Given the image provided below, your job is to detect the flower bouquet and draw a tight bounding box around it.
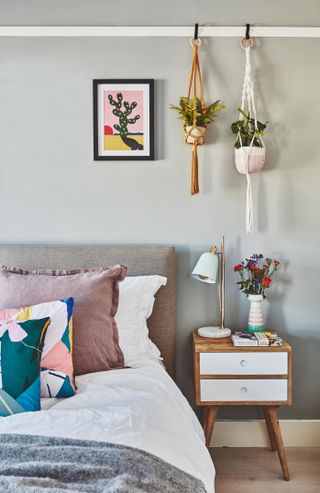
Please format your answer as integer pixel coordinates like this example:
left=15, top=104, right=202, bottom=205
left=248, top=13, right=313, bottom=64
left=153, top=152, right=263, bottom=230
left=234, top=254, right=280, bottom=332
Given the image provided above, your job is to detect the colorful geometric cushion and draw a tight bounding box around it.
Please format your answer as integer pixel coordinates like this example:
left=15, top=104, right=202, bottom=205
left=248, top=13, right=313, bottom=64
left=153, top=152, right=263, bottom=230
left=0, top=298, right=75, bottom=399
left=0, top=317, right=50, bottom=416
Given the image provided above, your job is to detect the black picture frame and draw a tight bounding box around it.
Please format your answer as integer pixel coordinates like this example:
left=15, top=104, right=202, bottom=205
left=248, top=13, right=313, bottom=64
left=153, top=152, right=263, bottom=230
left=93, top=79, right=154, bottom=161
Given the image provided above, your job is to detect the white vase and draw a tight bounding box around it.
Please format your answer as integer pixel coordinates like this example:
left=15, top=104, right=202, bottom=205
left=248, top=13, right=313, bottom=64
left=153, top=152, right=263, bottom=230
left=185, top=126, right=206, bottom=145
left=247, top=294, right=264, bottom=333
left=235, top=146, right=265, bottom=174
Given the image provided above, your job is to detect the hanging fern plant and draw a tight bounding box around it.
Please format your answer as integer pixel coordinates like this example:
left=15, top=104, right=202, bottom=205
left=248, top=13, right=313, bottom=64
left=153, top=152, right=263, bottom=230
left=170, top=96, right=225, bottom=127
left=169, top=34, right=225, bottom=195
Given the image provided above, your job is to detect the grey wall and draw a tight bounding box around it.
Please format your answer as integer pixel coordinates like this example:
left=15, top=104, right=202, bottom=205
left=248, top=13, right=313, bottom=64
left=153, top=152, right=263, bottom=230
left=1, top=0, right=320, bottom=419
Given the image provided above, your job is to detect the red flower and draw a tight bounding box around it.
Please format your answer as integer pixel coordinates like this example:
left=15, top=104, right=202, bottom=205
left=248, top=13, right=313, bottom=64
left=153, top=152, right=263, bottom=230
left=234, top=264, right=243, bottom=272
left=262, top=277, right=272, bottom=287
left=254, top=268, right=261, bottom=274
left=274, top=260, right=280, bottom=265
left=263, top=264, right=268, bottom=269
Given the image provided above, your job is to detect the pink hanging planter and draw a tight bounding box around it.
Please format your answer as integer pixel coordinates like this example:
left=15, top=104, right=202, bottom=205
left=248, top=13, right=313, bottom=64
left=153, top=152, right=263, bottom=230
left=235, top=146, right=265, bottom=174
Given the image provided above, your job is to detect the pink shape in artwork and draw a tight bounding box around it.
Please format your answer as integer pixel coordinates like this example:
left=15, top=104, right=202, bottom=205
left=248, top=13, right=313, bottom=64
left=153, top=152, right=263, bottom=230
left=104, top=90, right=144, bottom=134
left=41, top=340, right=75, bottom=389
left=0, top=321, right=27, bottom=342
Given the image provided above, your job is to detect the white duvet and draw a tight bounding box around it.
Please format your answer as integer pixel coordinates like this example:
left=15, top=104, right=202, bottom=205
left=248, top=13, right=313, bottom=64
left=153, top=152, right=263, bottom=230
left=0, top=362, right=215, bottom=493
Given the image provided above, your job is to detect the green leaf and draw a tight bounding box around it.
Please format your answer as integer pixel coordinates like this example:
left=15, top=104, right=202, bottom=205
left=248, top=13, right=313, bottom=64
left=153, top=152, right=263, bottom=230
left=232, top=109, right=268, bottom=148
left=170, top=96, right=225, bottom=127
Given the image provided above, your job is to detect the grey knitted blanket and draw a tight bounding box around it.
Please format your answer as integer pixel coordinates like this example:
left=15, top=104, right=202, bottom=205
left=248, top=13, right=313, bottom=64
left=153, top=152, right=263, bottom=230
left=0, top=434, right=207, bottom=493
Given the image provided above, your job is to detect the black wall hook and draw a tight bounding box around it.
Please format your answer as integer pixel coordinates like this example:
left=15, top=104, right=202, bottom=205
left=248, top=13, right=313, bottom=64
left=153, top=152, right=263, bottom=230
left=245, top=23, right=251, bottom=39
left=194, top=23, right=199, bottom=39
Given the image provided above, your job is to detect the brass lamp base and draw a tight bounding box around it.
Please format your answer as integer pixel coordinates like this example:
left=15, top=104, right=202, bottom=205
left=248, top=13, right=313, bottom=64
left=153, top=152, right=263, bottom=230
left=197, top=326, right=231, bottom=339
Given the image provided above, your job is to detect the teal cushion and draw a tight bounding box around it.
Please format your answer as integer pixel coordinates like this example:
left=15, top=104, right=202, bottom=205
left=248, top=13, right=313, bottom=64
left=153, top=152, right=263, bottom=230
left=0, top=317, right=50, bottom=416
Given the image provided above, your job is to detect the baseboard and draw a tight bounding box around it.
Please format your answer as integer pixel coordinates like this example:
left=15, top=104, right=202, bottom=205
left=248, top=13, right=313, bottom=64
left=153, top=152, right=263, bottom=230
left=211, top=420, right=320, bottom=447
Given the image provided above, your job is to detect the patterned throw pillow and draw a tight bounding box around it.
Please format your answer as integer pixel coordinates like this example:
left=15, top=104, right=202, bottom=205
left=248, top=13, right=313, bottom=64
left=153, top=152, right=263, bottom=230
left=0, top=298, right=75, bottom=399
left=0, top=317, right=50, bottom=416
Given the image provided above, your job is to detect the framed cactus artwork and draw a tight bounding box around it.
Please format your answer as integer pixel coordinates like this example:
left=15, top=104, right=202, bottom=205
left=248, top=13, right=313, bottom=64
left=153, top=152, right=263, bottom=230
left=93, top=79, right=154, bottom=160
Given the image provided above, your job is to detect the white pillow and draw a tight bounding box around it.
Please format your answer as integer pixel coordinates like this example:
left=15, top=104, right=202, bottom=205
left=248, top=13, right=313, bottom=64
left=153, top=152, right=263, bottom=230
left=115, top=275, right=167, bottom=366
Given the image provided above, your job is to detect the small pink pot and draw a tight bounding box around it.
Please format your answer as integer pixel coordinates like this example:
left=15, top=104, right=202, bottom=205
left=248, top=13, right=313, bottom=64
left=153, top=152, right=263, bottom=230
left=235, top=146, right=265, bottom=174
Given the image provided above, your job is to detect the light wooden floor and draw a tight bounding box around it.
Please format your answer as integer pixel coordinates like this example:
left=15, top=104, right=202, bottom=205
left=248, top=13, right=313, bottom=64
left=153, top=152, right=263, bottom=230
left=210, top=448, right=320, bottom=493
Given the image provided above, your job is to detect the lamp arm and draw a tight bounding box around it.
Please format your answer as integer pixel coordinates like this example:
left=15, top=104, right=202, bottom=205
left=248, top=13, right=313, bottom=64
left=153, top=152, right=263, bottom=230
left=208, top=238, right=225, bottom=328
left=220, top=236, right=225, bottom=329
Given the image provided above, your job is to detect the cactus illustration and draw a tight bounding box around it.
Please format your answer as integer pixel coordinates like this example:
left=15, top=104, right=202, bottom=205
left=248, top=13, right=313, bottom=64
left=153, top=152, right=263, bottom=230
left=108, top=93, right=143, bottom=150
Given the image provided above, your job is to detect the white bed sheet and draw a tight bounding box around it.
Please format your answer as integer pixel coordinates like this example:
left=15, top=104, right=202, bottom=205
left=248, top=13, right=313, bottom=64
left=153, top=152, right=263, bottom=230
left=0, top=361, right=215, bottom=492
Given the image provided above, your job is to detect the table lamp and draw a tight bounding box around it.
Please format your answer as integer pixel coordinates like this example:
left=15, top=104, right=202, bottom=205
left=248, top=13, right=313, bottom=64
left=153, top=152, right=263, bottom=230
left=192, top=236, right=231, bottom=338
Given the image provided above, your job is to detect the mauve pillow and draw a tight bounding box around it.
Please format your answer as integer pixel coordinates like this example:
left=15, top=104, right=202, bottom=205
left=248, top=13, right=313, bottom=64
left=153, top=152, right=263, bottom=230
left=0, top=265, right=127, bottom=376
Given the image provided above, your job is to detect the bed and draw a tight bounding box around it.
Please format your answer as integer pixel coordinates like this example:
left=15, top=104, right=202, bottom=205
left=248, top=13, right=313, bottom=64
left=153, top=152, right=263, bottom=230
left=0, top=245, right=215, bottom=492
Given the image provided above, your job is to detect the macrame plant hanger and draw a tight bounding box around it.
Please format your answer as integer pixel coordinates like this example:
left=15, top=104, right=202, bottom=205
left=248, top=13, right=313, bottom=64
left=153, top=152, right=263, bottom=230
left=236, top=24, right=265, bottom=234
left=185, top=24, right=207, bottom=195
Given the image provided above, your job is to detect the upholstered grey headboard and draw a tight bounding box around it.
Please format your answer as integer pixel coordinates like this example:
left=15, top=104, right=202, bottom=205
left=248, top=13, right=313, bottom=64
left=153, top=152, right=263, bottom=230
left=0, top=245, right=176, bottom=378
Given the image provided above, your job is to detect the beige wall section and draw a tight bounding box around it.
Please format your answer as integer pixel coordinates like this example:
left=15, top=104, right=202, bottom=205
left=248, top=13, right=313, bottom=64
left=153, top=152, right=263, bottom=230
left=211, top=420, right=320, bottom=447
left=0, top=1, right=319, bottom=420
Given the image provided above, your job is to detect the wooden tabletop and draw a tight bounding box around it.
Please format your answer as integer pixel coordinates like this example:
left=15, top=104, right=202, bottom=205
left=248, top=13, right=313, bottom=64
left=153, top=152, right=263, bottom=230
left=192, top=330, right=291, bottom=352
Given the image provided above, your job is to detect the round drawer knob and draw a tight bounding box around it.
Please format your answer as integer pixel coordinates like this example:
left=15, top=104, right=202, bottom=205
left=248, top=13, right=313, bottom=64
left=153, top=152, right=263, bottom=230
left=240, top=387, right=248, bottom=394
left=240, top=359, right=248, bottom=367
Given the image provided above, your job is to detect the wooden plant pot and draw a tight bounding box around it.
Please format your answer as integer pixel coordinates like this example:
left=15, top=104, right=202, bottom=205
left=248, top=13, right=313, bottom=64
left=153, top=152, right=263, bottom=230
left=235, top=146, right=265, bottom=174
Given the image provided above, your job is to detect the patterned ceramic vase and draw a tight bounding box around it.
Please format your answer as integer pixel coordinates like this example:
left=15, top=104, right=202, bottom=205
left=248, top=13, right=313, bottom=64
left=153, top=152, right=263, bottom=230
left=247, top=294, right=264, bottom=333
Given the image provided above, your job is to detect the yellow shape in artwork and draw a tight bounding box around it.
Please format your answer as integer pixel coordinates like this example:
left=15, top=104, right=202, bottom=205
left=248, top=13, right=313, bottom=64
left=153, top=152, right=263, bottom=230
left=104, top=135, right=144, bottom=151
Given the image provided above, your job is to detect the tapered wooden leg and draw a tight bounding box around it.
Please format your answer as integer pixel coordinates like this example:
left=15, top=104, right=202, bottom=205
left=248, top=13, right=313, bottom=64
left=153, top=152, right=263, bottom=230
left=263, top=406, right=277, bottom=451
left=201, top=406, right=218, bottom=447
left=201, top=406, right=209, bottom=428
left=264, top=406, right=290, bottom=481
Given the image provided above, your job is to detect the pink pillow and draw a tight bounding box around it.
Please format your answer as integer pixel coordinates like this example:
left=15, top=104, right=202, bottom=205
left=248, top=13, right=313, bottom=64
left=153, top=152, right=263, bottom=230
left=0, top=265, right=127, bottom=376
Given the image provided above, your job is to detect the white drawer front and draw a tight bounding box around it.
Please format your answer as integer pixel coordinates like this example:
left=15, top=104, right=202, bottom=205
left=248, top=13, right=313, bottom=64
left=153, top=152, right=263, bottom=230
left=200, top=379, right=288, bottom=402
left=200, top=352, right=288, bottom=375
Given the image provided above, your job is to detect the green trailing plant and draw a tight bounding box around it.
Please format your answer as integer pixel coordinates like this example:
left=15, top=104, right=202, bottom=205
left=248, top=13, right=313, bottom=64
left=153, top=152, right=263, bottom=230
left=231, top=108, right=268, bottom=149
left=170, top=96, right=225, bottom=127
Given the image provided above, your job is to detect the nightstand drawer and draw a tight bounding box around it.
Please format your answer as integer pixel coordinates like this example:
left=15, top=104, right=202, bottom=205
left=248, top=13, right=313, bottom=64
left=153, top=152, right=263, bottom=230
left=200, top=378, right=288, bottom=402
left=200, top=352, right=288, bottom=375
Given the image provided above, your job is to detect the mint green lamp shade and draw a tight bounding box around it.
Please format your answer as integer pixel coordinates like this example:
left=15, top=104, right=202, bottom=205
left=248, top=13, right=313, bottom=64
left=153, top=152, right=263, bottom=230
left=192, top=251, right=219, bottom=284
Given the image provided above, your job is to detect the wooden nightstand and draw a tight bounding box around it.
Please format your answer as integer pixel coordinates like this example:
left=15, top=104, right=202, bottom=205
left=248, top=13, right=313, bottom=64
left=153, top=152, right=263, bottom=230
left=193, top=330, right=292, bottom=481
